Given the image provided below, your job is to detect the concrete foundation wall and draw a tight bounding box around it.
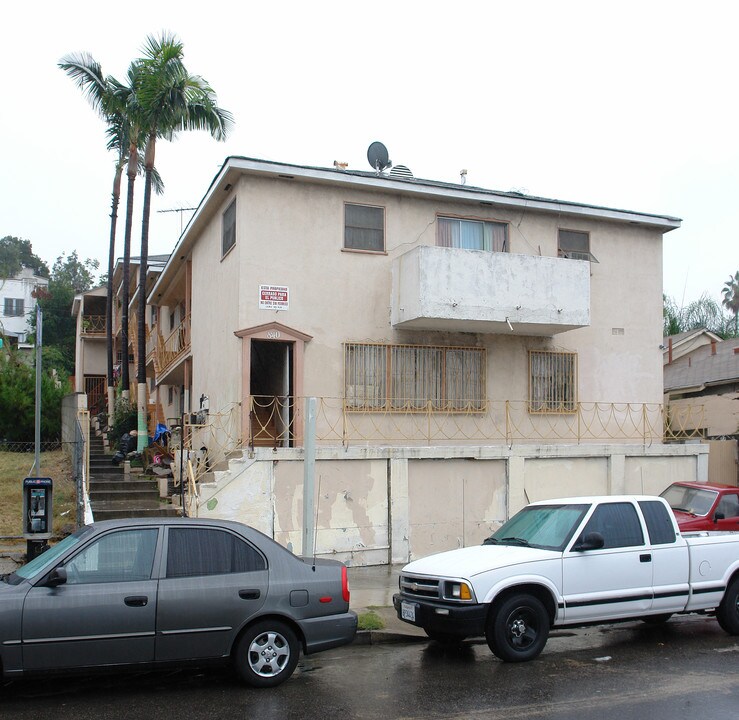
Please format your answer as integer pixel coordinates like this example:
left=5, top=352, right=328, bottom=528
left=196, top=442, right=708, bottom=566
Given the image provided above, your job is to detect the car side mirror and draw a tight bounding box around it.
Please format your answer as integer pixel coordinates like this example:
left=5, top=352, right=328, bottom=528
left=714, top=512, right=725, bottom=523
left=46, top=567, right=67, bottom=587
left=572, top=531, right=605, bottom=552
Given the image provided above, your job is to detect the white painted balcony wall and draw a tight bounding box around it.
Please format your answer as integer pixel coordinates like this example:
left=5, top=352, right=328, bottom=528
left=392, top=245, right=591, bottom=336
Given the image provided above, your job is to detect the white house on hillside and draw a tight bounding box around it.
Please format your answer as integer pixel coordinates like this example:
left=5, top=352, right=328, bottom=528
left=0, top=267, right=48, bottom=349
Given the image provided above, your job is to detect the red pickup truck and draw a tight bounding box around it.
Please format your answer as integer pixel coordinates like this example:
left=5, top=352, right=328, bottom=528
left=660, top=482, right=739, bottom=532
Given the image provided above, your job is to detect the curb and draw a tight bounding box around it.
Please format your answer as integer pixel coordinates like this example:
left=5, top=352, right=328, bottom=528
left=354, top=629, right=428, bottom=645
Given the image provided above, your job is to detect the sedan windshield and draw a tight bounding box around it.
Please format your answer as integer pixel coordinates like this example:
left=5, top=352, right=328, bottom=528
left=6, top=527, right=92, bottom=584
left=660, top=484, right=717, bottom=516
left=484, top=504, right=589, bottom=551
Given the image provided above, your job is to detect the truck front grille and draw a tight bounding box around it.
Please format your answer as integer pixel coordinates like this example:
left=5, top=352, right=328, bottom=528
left=399, top=574, right=441, bottom=600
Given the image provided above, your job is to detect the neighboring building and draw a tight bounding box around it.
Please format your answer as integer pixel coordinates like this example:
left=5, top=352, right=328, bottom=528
left=664, top=332, right=739, bottom=438
left=662, top=328, right=722, bottom=366
left=72, top=255, right=169, bottom=419
left=663, top=333, right=739, bottom=484
left=140, top=155, right=707, bottom=565
left=0, top=267, right=48, bottom=349
left=72, top=285, right=108, bottom=414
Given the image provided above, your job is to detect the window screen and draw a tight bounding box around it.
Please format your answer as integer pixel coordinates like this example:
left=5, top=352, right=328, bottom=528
left=344, top=204, right=384, bottom=252
left=222, top=199, right=236, bottom=256
left=166, top=527, right=266, bottom=578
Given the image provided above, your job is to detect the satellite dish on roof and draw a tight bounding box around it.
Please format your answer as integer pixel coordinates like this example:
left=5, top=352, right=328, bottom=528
left=367, top=141, right=391, bottom=173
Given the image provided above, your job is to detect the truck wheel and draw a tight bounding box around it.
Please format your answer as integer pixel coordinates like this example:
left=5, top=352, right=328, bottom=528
left=424, top=628, right=466, bottom=645
left=486, top=593, right=550, bottom=662
left=716, top=577, right=739, bottom=635
left=233, top=620, right=300, bottom=688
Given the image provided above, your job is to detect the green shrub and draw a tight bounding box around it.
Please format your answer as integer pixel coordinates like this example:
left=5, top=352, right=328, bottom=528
left=110, top=397, right=137, bottom=449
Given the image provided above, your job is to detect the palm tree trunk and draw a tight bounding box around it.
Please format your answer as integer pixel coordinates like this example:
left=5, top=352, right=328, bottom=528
left=120, top=148, right=138, bottom=399
left=136, top=135, right=156, bottom=451
left=106, top=164, right=123, bottom=419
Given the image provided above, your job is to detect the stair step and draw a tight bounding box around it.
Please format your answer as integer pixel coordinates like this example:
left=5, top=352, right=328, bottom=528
left=90, top=504, right=180, bottom=520
left=91, top=490, right=160, bottom=502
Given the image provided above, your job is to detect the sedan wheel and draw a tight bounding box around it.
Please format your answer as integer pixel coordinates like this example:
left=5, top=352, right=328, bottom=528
left=234, top=620, right=300, bottom=688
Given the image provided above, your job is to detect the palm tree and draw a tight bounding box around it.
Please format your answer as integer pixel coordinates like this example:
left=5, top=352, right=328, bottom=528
left=59, top=56, right=165, bottom=415
left=721, top=271, right=739, bottom=336
left=132, top=33, right=233, bottom=450
left=58, top=54, right=133, bottom=418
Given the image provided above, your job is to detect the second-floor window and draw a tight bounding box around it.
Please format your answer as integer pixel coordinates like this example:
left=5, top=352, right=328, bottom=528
left=558, top=229, right=597, bottom=262
left=222, top=199, right=236, bottom=257
left=529, top=350, right=577, bottom=414
left=344, top=203, right=385, bottom=252
left=4, top=298, right=24, bottom=317
left=344, top=342, right=485, bottom=412
left=437, top=217, right=508, bottom=252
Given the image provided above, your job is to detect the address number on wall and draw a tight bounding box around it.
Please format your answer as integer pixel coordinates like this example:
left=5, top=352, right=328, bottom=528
left=266, top=330, right=281, bottom=339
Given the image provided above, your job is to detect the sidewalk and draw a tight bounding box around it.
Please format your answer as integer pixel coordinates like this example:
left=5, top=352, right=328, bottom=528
left=348, top=564, right=427, bottom=644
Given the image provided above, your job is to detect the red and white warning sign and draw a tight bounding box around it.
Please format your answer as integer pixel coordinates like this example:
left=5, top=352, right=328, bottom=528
left=259, top=284, right=289, bottom=311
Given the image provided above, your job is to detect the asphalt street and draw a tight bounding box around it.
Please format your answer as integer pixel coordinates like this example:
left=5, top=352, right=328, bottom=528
left=1, top=615, right=737, bottom=719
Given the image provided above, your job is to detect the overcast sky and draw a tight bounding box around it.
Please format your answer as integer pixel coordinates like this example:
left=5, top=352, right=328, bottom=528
left=1, top=1, right=736, bottom=306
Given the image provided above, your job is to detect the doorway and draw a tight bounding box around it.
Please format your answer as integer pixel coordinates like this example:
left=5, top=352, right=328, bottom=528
left=250, top=340, right=294, bottom=447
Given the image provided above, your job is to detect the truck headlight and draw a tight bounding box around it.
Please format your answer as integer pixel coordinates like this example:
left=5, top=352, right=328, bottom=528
left=447, top=582, right=472, bottom=601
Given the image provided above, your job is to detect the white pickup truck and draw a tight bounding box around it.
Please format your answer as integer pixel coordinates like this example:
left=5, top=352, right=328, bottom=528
left=393, top=495, right=739, bottom=661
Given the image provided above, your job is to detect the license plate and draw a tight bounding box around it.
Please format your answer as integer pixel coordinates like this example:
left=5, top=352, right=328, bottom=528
left=401, top=601, right=416, bottom=622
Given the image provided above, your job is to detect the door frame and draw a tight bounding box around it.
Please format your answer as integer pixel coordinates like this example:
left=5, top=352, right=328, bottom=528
left=234, top=322, right=312, bottom=447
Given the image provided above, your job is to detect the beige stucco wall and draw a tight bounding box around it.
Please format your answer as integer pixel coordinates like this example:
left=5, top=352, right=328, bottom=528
left=183, top=174, right=665, bottom=432
left=196, top=442, right=707, bottom=566
left=669, top=393, right=739, bottom=437
left=407, top=458, right=507, bottom=558
left=623, top=455, right=699, bottom=495
left=81, top=340, right=106, bottom=376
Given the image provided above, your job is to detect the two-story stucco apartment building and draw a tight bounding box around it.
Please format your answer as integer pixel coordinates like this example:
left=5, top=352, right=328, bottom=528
left=140, top=156, right=706, bottom=565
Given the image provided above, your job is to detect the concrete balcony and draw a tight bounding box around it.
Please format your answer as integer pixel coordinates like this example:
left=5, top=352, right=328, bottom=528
left=391, top=245, right=590, bottom=336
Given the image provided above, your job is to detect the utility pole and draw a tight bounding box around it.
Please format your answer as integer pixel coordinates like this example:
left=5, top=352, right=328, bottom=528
left=33, top=305, right=42, bottom=476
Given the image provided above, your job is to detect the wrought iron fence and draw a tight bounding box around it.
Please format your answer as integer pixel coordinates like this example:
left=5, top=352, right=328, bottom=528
left=246, top=395, right=706, bottom=447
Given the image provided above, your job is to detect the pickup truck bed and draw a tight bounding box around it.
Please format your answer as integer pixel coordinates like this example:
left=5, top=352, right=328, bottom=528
left=394, top=495, right=739, bottom=662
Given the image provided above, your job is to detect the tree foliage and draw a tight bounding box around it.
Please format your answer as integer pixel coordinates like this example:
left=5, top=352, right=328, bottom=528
left=663, top=291, right=738, bottom=339
left=721, top=271, right=739, bottom=335
left=0, top=346, right=69, bottom=442
left=33, top=251, right=100, bottom=377
left=0, top=236, right=49, bottom=279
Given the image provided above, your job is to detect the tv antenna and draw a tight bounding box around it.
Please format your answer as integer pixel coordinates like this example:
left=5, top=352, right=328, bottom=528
left=158, top=206, right=197, bottom=234
left=367, top=141, right=392, bottom=174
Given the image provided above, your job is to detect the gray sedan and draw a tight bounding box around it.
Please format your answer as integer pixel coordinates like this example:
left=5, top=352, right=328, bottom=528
left=0, top=517, right=357, bottom=687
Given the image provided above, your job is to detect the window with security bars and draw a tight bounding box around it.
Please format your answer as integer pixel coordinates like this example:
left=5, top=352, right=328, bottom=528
left=529, top=351, right=577, bottom=413
left=344, top=342, right=485, bottom=411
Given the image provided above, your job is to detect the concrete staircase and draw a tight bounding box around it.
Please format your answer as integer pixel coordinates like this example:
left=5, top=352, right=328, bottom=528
left=88, top=433, right=179, bottom=521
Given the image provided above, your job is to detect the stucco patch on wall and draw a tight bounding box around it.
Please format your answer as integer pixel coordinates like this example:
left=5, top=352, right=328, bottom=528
left=524, top=457, right=608, bottom=501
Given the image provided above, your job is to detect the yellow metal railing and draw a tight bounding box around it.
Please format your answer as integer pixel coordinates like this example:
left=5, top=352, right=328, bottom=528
left=157, top=315, right=191, bottom=376
left=246, top=396, right=706, bottom=447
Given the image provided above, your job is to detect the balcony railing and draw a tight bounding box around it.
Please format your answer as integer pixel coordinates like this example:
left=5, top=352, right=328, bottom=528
left=157, top=315, right=191, bottom=376
left=245, top=395, right=706, bottom=448
left=81, top=315, right=106, bottom=335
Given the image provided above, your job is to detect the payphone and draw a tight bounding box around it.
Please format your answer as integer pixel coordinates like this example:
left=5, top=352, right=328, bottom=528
left=23, top=477, right=53, bottom=556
